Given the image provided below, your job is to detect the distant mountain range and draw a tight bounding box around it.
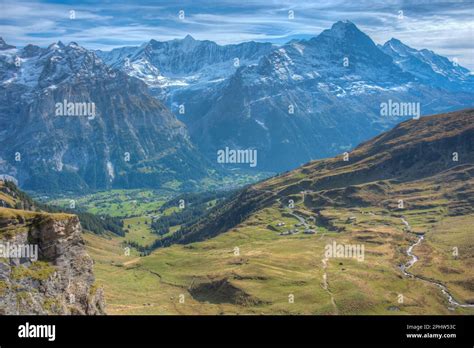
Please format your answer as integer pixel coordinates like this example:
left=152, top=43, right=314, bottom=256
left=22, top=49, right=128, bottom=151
left=97, top=21, right=473, bottom=172
left=1, top=21, right=473, bottom=191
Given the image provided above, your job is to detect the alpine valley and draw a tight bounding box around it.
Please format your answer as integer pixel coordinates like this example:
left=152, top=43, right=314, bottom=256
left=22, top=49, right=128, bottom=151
left=75, top=108, right=474, bottom=314
left=0, top=20, right=473, bottom=316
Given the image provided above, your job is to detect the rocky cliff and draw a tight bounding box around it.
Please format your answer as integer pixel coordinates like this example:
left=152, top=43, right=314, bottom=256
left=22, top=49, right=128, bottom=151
left=0, top=181, right=105, bottom=314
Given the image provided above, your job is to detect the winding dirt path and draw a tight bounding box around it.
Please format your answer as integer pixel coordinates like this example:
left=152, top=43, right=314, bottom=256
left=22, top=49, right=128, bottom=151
left=321, top=257, right=339, bottom=314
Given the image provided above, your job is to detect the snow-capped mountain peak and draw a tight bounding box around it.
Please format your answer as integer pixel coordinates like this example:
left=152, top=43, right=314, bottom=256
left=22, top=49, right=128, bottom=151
left=383, top=38, right=418, bottom=57
left=96, top=35, right=274, bottom=102
left=0, top=37, right=16, bottom=50
left=381, top=37, right=471, bottom=86
left=0, top=40, right=115, bottom=90
left=325, top=20, right=360, bottom=37
left=182, top=34, right=196, bottom=42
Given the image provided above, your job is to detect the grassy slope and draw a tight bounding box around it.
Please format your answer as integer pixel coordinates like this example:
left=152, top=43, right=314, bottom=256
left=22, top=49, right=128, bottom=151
left=84, top=109, right=474, bottom=315
left=0, top=180, right=78, bottom=241
left=85, top=193, right=473, bottom=315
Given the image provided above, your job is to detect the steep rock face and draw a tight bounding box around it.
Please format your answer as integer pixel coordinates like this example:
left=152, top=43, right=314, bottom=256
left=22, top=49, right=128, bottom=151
left=96, top=36, right=274, bottom=105
left=141, top=35, right=273, bottom=75
left=0, top=211, right=105, bottom=314
left=0, top=40, right=211, bottom=191
left=97, top=35, right=273, bottom=81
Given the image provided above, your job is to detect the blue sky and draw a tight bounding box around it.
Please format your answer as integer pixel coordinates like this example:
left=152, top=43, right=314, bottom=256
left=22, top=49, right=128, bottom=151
left=1, top=0, right=473, bottom=69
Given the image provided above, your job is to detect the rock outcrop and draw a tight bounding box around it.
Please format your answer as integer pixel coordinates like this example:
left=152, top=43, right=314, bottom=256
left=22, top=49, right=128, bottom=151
left=0, top=208, right=105, bottom=314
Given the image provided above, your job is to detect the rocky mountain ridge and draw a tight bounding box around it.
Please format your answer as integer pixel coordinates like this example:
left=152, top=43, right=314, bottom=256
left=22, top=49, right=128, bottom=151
left=0, top=38, right=211, bottom=191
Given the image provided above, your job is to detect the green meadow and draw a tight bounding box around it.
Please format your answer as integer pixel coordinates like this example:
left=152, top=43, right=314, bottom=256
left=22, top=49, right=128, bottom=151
left=85, top=195, right=474, bottom=315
